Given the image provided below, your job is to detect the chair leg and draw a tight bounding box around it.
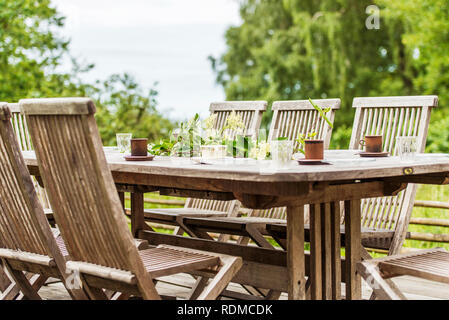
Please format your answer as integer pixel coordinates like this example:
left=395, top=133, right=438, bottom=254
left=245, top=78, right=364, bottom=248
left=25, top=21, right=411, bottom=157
left=236, top=236, right=250, bottom=246
left=361, top=247, right=373, bottom=260
left=15, top=274, right=48, bottom=300
left=245, top=224, right=274, bottom=249
left=356, top=261, right=406, bottom=300
left=0, top=281, right=20, bottom=300
left=217, top=234, right=231, bottom=242
left=110, top=292, right=131, bottom=300
left=187, top=277, right=210, bottom=300
left=243, top=225, right=282, bottom=299
left=197, top=257, right=242, bottom=300
left=264, top=290, right=282, bottom=300
left=83, top=286, right=109, bottom=300
left=176, top=217, right=213, bottom=240
left=173, top=226, right=184, bottom=236
left=360, top=246, right=400, bottom=300
left=2, top=261, right=41, bottom=300
left=0, top=270, right=41, bottom=300
left=78, top=275, right=109, bottom=300
left=0, top=265, right=11, bottom=292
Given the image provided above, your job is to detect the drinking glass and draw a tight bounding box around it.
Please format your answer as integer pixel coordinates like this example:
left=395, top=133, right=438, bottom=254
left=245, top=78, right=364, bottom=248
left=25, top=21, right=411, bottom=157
left=270, top=140, right=293, bottom=168
left=116, top=133, right=132, bottom=153
left=396, top=136, right=417, bottom=161
left=201, top=145, right=227, bottom=159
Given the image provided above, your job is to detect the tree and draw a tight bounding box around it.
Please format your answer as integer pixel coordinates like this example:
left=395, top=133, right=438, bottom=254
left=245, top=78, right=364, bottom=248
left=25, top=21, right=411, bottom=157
left=0, top=0, right=174, bottom=145
left=87, top=73, right=175, bottom=146
left=0, top=0, right=72, bottom=101
left=211, top=0, right=446, bottom=148
left=376, top=0, right=449, bottom=152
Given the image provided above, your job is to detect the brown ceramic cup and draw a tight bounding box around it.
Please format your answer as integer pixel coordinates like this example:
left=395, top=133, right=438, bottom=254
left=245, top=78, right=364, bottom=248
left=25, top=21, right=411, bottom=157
left=304, top=140, right=324, bottom=160
left=360, top=135, right=382, bottom=153
left=131, top=138, right=148, bottom=156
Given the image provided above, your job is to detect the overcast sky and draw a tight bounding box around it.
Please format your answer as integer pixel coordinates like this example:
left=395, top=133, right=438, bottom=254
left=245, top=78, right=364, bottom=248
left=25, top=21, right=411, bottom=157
left=52, top=0, right=241, bottom=120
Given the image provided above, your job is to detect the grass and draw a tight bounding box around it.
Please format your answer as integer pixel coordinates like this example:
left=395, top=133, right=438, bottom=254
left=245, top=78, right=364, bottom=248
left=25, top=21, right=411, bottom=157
left=132, top=185, right=449, bottom=253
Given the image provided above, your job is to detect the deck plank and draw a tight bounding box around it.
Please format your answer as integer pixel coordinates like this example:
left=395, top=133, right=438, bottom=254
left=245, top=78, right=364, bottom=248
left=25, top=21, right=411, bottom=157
left=34, top=273, right=449, bottom=300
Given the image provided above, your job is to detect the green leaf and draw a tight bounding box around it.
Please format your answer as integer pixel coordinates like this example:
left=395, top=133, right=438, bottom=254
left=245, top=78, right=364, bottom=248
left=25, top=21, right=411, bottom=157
left=308, top=98, right=333, bottom=129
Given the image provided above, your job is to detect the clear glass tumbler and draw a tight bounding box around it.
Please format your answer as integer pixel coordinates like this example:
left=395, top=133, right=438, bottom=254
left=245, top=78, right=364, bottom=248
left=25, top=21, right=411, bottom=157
left=270, top=140, right=293, bottom=168
left=116, top=133, right=132, bottom=153
left=201, top=145, right=227, bottom=159
left=396, top=136, right=417, bottom=161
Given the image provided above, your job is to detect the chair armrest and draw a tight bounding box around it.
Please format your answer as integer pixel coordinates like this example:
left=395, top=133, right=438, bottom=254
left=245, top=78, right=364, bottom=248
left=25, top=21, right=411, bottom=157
left=134, top=239, right=149, bottom=250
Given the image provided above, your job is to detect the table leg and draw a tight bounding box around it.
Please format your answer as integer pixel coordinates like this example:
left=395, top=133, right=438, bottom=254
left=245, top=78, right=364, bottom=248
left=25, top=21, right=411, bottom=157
left=344, top=199, right=362, bottom=300
left=309, top=202, right=342, bottom=300
left=286, top=206, right=306, bottom=300
left=309, top=204, right=322, bottom=300
left=321, top=203, right=333, bottom=300
left=330, top=202, right=342, bottom=300
left=131, top=192, right=145, bottom=237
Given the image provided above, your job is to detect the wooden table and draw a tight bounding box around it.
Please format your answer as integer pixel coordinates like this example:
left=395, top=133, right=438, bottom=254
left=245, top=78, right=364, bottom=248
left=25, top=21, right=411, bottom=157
left=23, top=150, right=449, bottom=300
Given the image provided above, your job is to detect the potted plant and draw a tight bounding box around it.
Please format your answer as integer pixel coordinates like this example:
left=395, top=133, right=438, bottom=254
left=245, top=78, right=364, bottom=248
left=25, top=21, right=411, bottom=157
left=295, top=98, right=334, bottom=160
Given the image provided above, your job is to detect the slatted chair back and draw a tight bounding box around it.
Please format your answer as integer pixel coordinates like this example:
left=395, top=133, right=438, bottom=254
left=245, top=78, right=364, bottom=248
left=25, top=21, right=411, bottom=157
left=0, top=103, right=85, bottom=299
left=209, top=101, right=267, bottom=139
left=8, top=103, right=51, bottom=209
left=8, top=103, right=33, bottom=151
left=184, top=101, right=268, bottom=215
left=0, top=104, right=52, bottom=257
left=250, top=99, right=341, bottom=221
left=348, top=96, right=438, bottom=254
left=268, top=99, right=340, bottom=149
left=21, top=98, right=160, bottom=299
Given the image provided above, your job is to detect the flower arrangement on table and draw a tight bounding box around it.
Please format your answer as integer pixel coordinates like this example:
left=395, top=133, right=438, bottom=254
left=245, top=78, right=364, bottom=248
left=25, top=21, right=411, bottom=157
left=149, top=110, right=250, bottom=159
left=149, top=98, right=333, bottom=161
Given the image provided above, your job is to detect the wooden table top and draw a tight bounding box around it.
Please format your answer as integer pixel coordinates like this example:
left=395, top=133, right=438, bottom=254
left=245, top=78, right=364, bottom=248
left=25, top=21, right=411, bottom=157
left=22, top=149, right=449, bottom=183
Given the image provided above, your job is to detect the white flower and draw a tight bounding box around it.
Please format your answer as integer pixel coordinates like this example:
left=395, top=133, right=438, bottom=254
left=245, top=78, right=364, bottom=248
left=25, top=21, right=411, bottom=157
left=203, top=114, right=218, bottom=130
left=224, top=110, right=245, bottom=133
left=250, top=141, right=270, bottom=160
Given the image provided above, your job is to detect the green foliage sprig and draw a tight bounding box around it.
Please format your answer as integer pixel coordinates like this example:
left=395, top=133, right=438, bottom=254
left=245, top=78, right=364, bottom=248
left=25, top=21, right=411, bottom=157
left=150, top=111, right=250, bottom=157
left=294, top=98, right=333, bottom=154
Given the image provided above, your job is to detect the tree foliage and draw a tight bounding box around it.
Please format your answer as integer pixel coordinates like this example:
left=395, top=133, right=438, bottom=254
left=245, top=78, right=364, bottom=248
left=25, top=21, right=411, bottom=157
left=212, top=0, right=449, bottom=150
left=0, top=0, right=69, bottom=101
left=87, top=74, right=174, bottom=146
left=0, top=0, right=174, bottom=145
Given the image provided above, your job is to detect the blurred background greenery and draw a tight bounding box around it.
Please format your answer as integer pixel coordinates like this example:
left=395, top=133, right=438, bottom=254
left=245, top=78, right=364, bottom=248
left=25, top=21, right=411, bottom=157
left=210, top=0, right=449, bottom=150
left=0, top=0, right=175, bottom=146
left=1, top=0, right=448, bottom=150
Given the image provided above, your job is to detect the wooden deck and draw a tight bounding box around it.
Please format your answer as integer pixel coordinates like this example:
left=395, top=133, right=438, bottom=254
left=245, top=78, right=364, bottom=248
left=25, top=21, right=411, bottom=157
left=38, top=273, right=449, bottom=300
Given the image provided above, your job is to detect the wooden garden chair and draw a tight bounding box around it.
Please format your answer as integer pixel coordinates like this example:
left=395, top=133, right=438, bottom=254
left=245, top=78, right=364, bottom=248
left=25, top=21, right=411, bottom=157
left=142, top=101, right=267, bottom=235
left=20, top=97, right=242, bottom=300
left=180, top=99, right=340, bottom=249
left=0, top=103, right=89, bottom=300
left=266, top=96, right=439, bottom=256
left=358, top=248, right=449, bottom=300
left=349, top=95, right=438, bottom=256
left=0, top=103, right=11, bottom=295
